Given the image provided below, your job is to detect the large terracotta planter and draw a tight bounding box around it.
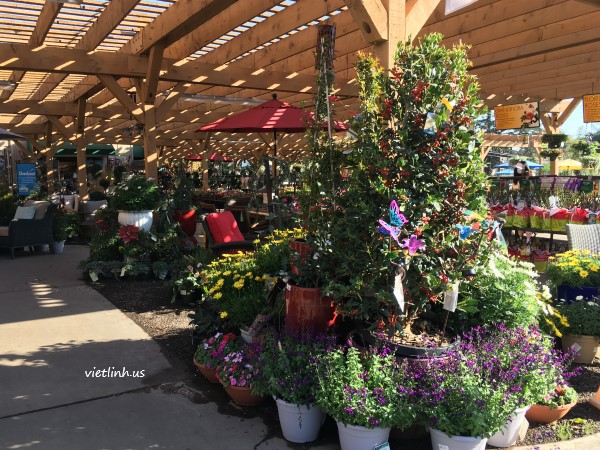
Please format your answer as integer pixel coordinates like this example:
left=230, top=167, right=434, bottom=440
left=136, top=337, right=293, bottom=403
left=173, top=209, right=197, bottom=237
left=561, top=333, right=600, bottom=364
left=289, top=238, right=311, bottom=275
left=118, top=210, right=153, bottom=231
left=225, top=385, right=264, bottom=406
left=526, top=401, right=577, bottom=424
left=285, top=284, right=334, bottom=334
left=192, top=359, right=220, bottom=384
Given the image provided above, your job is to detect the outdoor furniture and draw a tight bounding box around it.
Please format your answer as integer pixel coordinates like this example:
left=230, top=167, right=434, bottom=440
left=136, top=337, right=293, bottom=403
left=202, top=211, right=255, bottom=256
left=195, top=201, right=217, bottom=213
left=0, top=202, right=57, bottom=258
left=565, top=224, right=600, bottom=253
left=224, top=205, right=269, bottom=236
left=78, top=200, right=108, bottom=239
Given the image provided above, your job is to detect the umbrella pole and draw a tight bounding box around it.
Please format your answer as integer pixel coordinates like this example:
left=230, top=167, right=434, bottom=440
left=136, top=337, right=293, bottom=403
left=264, top=133, right=274, bottom=214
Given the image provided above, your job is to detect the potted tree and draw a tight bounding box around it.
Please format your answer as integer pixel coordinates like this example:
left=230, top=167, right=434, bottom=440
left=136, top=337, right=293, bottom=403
left=254, top=331, right=333, bottom=443
left=51, top=212, right=69, bottom=254
left=110, top=174, right=161, bottom=231
left=557, top=299, right=600, bottom=363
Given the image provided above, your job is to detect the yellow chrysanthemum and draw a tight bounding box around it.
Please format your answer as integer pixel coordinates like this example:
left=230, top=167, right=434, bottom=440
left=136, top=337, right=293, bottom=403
left=216, top=278, right=225, bottom=286
left=253, top=239, right=261, bottom=244
left=234, top=273, right=241, bottom=279
left=255, top=276, right=262, bottom=281
left=213, top=292, right=222, bottom=300
left=580, top=270, right=589, bottom=278
left=220, top=311, right=228, bottom=319
left=589, top=264, right=599, bottom=272
left=233, top=279, right=245, bottom=289
left=245, top=272, right=253, bottom=277
left=223, top=270, right=231, bottom=276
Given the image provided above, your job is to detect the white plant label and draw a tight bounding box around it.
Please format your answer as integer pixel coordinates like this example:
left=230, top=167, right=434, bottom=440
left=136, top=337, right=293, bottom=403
left=393, top=273, right=404, bottom=312
left=120, top=267, right=127, bottom=277
left=443, top=282, right=459, bottom=312
left=89, top=271, right=98, bottom=282
left=570, top=343, right=582, bottom=353
left=438, top=445, right=449, bottom=450
left=373, top=443, right=390, bottom=450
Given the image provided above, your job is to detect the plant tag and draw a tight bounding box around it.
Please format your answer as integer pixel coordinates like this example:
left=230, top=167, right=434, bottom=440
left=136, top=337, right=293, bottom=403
left=180, top=290, right=187, bottom=296
left=424, top=112, right=437, bottom=133
left=570, top=342, right=582, bottom=353
left=151, top=234, right=158, bottom=242
left=286, top=284, right=291, bottom=291
left=120, top=267, right=127, bottom=277
left=69, top=231, right=75, bottom=238
left=443, top=282, right=459, bottom=312
left=89, top=271, right=98, bottom=282
left=159, top=270, right=167, bottom=280
left=373, top=443, right=390, bottom=450
left=393, top=273, right=404, bottom=312
left=438, top=445, right=449, bottom=450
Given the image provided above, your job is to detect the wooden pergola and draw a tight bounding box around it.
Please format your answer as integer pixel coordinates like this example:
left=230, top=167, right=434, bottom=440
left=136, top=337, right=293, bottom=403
left=0, top=0, right=599, bottom=195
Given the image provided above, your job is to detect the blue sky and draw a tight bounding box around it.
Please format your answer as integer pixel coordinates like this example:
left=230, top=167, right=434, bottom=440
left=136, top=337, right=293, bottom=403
left=560, top=102, right=600, bottom=138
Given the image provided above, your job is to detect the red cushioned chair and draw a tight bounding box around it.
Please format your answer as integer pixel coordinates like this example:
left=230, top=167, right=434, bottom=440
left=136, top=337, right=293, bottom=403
left=202, top=211, right=255, bottom=256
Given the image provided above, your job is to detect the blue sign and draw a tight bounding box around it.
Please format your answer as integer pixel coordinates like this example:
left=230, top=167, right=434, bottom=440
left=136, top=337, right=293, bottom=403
left=16, top=163, right=37, bottom=196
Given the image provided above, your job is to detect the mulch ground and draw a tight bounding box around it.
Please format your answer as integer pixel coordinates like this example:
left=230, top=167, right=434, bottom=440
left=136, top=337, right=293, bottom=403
left=90, top=277, right=600, bottom=449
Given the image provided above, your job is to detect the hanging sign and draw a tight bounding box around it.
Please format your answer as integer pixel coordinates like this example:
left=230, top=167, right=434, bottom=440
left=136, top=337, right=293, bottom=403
left=16, top=163, right=37, bottom=196
left=583, top=94, right=600, bottom=123
left=494, top=102, right=540, bottom=130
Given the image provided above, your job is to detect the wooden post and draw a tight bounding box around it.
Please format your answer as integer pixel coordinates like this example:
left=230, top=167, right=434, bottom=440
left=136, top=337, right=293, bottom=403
left=76, top=136, right=88, bottom=199
left=550, top=159, right=559, bottom=176
left=201, top=133, right=211, bottom=191
left=373, top=0, right=405, bottom=71
left=44, top=121, right=55, bottom=194
left=143, top=107, right=158, bottom=181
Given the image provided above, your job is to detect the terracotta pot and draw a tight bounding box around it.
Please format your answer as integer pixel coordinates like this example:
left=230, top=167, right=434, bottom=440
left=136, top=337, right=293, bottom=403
left=289, top=239, right=311, bottom=275
left=225, top=385, right=264, bottom=406
left=173, top=209, right=197, bottom=237
left=192, top=359, right=220, bottom=384
left=285, top=284, right=334, bottom=334
left=589, top=386, right=600, bottom=410
left=525, top=401, right=577, bottom=424
left=561, top=334, right=600, bottom=364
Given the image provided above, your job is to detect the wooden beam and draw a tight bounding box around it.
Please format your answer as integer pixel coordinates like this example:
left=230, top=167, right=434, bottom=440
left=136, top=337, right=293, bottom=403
left=405, top=0, right=442, bottom=39
left=144, top=107, right=158, bottom=181
left=75, top=136, right=88, bottom=199
left=76, top=98, right=86, bottom=133
left=201, top=133, right=211, bottom=191
left=156, top=82, right=191, bottom=120
left=558, top=98, right=583, bottom=127
left=46, top=116, right=73, bottom=142
left=144, top=42, right=165, bottom=104
left=98, top=75, right=145, bottom=124
left=345, top=0, right=388, bottom=43
left=14, top=141, right=31, bottom=160
left=373, top=0, right=405, bottom=70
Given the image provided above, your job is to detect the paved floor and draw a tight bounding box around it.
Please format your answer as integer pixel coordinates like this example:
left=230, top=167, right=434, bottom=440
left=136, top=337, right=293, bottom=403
left=0, top=245, right=598, bottom=450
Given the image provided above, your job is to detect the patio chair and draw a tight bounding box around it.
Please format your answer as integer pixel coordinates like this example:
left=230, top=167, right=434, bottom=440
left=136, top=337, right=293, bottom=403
left=202, top=211, right=255, bottom=256
left=195, top=201, right=217, bottom=214
left=0, top=202, right=57, bottom=258
left=565, top=224, right=600, bottom=253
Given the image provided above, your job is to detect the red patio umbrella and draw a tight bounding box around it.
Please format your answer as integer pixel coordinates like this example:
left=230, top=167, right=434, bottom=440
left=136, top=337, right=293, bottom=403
left=196, top=94, right=347, bottom=208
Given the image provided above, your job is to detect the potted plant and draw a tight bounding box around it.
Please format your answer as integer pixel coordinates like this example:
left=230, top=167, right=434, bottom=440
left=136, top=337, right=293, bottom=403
left=315, top=346, right=418, bottom=450
left=541, top=134, right=568, bottom=149
left=51, top=211, right=70, bottom=254
left=546, top=250, right=600, bottom=302
left=254, top=331, right=334, bottom=443
left=216, top=345, right=264, bottom=406
left=170, top=163, right=197, bottom=240
left=117, top=225, right=153, bottom=264
left=557, top=299, right=600, bottom=363
left=539, top=148, right=563, bottom=160
left=110, top=174, right=161, bottom=231
left=526, top=385, right=579, bottom=424
left=193, top=332, right=241, bottom=383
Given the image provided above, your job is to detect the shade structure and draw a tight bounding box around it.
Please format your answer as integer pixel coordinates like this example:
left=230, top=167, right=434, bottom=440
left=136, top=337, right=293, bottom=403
left=56, top=143, right=116, bottom=157
left=197, top=95, right=347, bottom=134
left=493, top=160, right=543, bottom=169
left=196, top=94, right=348, bottom=209
left=0, top=128, right=24, bottom=140
left=185, top=152, right=231, bottom=162
left=557, top=159, right=583, bottom=170
left=495, top=169, right=516, bottom=176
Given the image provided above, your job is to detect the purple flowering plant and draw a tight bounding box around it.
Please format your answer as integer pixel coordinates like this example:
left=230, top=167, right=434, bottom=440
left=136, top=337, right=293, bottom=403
left=216, top=345, right=261, bottom=389
left=315, top=345, right=418, bottom=429
left=194, top=332, right=241, bottom=369
left=410, top=324, right=578, bottom=438
left=253, top=331, right=335, bottom=406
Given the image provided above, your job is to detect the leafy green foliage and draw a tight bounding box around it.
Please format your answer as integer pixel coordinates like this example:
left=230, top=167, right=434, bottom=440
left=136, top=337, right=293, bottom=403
left=557, top=300, right=600, bottom=337
left=110, top=174, right=161, bottom=211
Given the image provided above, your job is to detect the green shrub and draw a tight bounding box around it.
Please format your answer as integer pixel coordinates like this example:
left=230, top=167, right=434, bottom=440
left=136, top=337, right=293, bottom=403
left=557, top=300, right=600, bottom=337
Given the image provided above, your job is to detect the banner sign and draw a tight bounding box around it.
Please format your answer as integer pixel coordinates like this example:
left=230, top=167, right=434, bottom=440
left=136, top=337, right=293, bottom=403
left=583, top=94, right=600, bottom=123
left=16, top=163, right=37, bottom=196
left=494, top=102, right=540, bottom=130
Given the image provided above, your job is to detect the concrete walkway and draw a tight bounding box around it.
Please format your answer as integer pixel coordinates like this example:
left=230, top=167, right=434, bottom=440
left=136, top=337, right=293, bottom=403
left=0, top=246, right=598, bottom=450
left=0, top=246, right=337, bottom=450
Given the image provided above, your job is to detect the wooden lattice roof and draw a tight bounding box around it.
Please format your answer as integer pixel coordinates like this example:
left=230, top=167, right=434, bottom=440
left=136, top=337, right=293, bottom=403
left=0, top=0, right=597, bottom=161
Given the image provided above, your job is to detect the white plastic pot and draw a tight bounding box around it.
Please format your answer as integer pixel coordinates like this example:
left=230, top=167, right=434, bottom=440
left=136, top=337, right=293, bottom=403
left=488, top=406, right=530, bottom=447
left=117, top=210, right=153, bottom=231
left=429, top=427, right=487, bottom=450
left=275, top=397, right=324, bottom=443
left=336, top=421, right=390, bottom=450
